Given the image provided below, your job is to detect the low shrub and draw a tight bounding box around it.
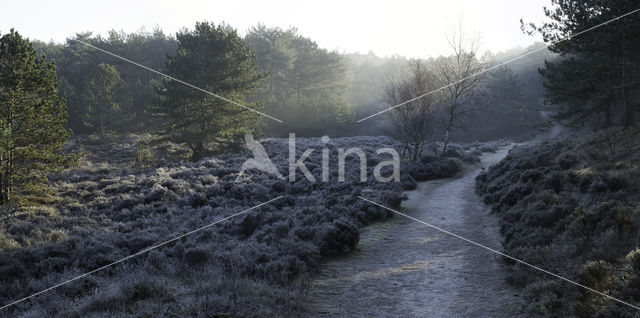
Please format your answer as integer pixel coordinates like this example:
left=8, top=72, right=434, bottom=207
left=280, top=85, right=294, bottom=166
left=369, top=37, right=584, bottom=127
left=476, top=129, right=640, bottom=317
left=0, top=135, right=411, bottom=317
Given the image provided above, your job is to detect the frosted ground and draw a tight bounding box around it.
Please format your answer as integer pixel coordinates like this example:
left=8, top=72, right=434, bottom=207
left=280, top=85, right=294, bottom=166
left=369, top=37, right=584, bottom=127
left=0, top=135, right=496, bottom=317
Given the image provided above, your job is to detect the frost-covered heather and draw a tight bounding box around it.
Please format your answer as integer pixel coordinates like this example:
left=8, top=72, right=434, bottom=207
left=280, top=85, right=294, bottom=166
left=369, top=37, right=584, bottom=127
left=0, top=135, right=407, bottom=317
left=0, top=134, right=495, bottom=317
left=476, top=128, right=640, bottom=317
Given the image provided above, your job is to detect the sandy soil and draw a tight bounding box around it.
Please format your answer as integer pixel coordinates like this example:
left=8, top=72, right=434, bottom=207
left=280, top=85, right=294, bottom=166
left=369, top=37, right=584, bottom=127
left=302, top=148, right=526, bottom=317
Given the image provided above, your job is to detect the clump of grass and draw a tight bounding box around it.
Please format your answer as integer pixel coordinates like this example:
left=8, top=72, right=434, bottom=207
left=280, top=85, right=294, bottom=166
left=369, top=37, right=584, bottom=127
left=0, top=231, right=20, bottom=251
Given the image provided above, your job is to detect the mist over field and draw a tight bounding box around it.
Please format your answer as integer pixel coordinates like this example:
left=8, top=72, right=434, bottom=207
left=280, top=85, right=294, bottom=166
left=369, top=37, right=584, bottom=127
left=1, top=0, right=640, bottom=317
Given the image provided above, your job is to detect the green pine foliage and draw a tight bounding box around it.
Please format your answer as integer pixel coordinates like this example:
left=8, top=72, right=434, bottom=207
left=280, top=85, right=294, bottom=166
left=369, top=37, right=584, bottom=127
left=35, top=29, right=178, bottom=134
left=471, top=65, right=540, bottom=139
left=245, top=26, right=353, bottom=136
left=527, top=0, right=640, bottom=127
left=159, top=22, right=265, bottom=160
left=84, top=63, right=123, bottom=136
left=0, top=29, right=76, bottom=205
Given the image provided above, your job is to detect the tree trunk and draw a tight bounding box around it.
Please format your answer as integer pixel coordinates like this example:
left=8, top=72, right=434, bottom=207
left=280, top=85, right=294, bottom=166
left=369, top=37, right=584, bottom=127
left=1, top=150, right=13, bottom=204
left=189, top=143, right=206, bottom=162
left=443, top=129, right=450, bottom=154
left=622, top=30, right=635, bottom=128
left=100, top=113, right=106, bottom=136
left=442, top=114, right=454, bottom=155
left=134, top=92, right=144, bottom=131
left=0, top=154, right=5, bottom=204
left=2, top=99, right=13, bottom=204
left=7, top=151, right=11, bottom=203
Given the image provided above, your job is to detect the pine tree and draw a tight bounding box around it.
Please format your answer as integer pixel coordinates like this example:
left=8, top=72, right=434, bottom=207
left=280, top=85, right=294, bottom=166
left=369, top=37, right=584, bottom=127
left=84, top=63, right=122, bottom=136
left=527, top=0, right=640, bottom=127
left=478, top=65, right=533, bottom=138
left=245, top=25, right=296, bottom=101
left=57, top=32, right=100, bottom=133
left=0, top=29, right=74, bottom=204
left=159, top=22, right=265, bottom=160
left=48, top=30, right=177, bottom=134
left=100, top=28, right=177, bottom=131
left=245, top=26, right=352, bottom=136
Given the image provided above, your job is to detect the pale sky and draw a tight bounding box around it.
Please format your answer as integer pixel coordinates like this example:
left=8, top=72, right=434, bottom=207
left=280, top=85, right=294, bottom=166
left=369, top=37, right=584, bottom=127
left=0, top=0, right=550, bottom=58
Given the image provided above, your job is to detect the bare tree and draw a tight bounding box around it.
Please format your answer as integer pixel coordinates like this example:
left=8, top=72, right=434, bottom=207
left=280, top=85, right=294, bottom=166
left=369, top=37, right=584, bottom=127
left=384, top=60, right=439, bottom=161
left=436, top=24, right=485, bottom=153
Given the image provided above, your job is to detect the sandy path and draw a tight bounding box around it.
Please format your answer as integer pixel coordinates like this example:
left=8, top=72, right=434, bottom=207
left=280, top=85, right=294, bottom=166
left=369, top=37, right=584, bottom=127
left=302, top=148, right=524, bottom=317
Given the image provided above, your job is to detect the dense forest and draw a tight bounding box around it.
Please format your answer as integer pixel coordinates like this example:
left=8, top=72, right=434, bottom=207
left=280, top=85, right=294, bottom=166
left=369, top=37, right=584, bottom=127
left=29, top=22, right=549, bottom=140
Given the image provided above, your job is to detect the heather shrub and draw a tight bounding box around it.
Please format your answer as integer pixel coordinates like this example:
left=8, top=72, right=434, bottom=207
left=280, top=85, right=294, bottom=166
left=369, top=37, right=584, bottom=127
left=184, top=247, right=209, bottom=266
left=479, top=144, right=498, bottom=153
left=316, top=218, right=359, bottom=256
left=476, top=129, right=640, bottom=317
left=576, top=261, right=616, bottom=317
left=0, top=134, right=497, bottom=316
left=406, top=156, right=462, bottom=181
left=627, top=248, right=640, bottom=271
left=0, top=135, right=419, bottom=317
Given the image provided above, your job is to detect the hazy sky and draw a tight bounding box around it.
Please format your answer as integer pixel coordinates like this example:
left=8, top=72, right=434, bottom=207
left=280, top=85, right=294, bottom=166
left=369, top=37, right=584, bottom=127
left=1, top=0, right=550, bottom=58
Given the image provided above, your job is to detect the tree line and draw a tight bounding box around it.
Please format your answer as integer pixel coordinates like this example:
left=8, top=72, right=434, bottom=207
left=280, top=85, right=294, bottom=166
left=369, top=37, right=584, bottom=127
left=1, top=19, right=552, bottom=204
left=33, top=28, right=176, bottom=134
left=29, top=21, right=550, bottom=146
left=0, top=22, right=355, bottom=203
left=31, top=24, right=353, bottom=140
